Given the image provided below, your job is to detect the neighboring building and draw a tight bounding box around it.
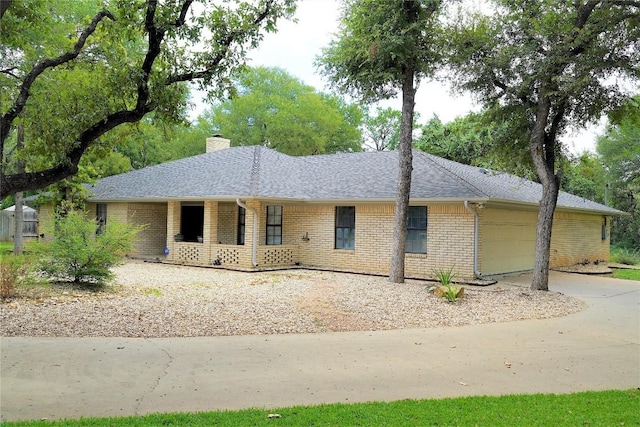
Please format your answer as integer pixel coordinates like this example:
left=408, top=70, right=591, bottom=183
left=40, top=137, right=620, bottom=280
left=0, top=205, right=38, bottom=242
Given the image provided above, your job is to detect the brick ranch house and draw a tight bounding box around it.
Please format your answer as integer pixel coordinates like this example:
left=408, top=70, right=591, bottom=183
left=42, top=136, right=620, bottom=281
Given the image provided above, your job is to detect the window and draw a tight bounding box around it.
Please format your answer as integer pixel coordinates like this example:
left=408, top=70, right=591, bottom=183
left=266, top=205, right=282, bottom=245
left=335, top=206, right=355, bottom=250
left=237, top=206, right=246, bottom=245
left=406, top=206, right=427, bottom=254
left=181, top=203, right=204, bottom=242
left=96, top=204, right=107, bottom=235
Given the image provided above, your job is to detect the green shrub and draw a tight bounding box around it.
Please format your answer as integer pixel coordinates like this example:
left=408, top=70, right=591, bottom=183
left=32, top=209, right=145, bottom=284
left=433, top=266, right=456, bottom=286
left=1, top=256, right=23, bottom=298
left=611, top=246, right=640, bottom=266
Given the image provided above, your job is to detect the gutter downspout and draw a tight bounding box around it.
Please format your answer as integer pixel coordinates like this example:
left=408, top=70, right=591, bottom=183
left=464, top=201, right=481, bottom=279
left=236, top=199, right=258, bottom=267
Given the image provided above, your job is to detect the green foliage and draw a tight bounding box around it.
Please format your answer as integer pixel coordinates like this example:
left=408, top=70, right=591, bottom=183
left=597, top=96, right=640, bottom=250
left=612, top=269, right=640, bottom=281
left=611, top=246, right=640, bottom=266
left=362, top=107, right=402, bottom=151
left=3, top=390, right=638, bottom=426
left=432, top=266, right=461, bottom=302
left=317, top=0, right=445, bottom=102
left=560, top=152, right=607, bottom=204
left=207, top=66, right=363, bottom=155
left=31, top=210, right=144, bottom=284
left=1, top=0, right=296, bottom=197
left=0, top=254, right=29, bottom=298
left=415, top=110, right=533, bottom=174
left=433, top=266, right=456, bottom=286
left=0, top=246, right=41, bottom=298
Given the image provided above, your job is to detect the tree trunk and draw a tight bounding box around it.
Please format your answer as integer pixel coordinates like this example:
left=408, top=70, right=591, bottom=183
left=529, top=97, right=560, bottom=291
left=389, top=67, right=416, bottom=283
left=13, top=124, right=24, bottom=255
left=532, top=179, right=559, bottom=290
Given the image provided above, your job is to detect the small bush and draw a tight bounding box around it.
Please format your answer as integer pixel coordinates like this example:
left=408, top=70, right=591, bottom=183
left=0, top=255, right=31, bottom=298
left=32, top=209, right=145, bottom=284
left=432, top=266, right=463, bottom=302
left=611, top=247, right=640, bottom=266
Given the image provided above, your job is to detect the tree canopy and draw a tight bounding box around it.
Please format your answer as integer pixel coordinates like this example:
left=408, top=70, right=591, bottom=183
left=449, top=0, right=640, bottom=290
left=597, top=96, right=640, bottom=249
left=0, top=0, right=296, bottom=198
left=206, top=66, right=362, bottom=155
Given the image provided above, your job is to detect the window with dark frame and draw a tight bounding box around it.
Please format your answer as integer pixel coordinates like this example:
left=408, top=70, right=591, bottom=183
left=406, top=206, right=427, bottom=254
left=96, top=203, right=107, bottom=235
left=335, top=206, right=355, bottom=250
left=237, top=206, right=246, bottom=245
left=266, top=205, right=282, bottom=245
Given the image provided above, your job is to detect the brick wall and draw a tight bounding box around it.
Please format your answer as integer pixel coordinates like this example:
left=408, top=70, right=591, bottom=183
left=550, top=212, right=610, bottom=266
left=217, top=202, right=238, bottom=245
left=127, top=203, right=167, bottom=257
left=479, top=207, right=610, bottom=275
left=36, top=205, right=55, bottom=242
left=284, top=203, right=476, bottom=280
left=89, top=198, right=610, bottom=276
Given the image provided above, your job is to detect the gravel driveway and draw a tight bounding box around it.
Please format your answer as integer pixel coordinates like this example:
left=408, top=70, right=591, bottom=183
left=0, top=261, right=586, bottom=338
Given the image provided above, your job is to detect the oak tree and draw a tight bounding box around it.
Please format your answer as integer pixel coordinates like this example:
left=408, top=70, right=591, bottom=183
left=449, top=0, right=640, bottom=290
left=0, top=0, right=296, bottom=198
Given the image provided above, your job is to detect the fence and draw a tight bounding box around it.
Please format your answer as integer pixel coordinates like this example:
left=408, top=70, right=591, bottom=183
left=0, top=206, right=39, bottom=242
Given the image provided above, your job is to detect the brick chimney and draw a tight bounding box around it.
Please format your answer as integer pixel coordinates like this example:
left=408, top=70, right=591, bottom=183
left=206, top=135, right=231, bottom=153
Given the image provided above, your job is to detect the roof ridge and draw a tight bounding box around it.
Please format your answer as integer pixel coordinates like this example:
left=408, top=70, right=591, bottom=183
left=249, top=146, right=262, bottom=196
left=413, top=150, right=487, bottom=198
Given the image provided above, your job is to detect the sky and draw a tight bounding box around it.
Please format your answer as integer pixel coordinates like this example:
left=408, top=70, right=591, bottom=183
left=195, top=0, right=604, bottom=155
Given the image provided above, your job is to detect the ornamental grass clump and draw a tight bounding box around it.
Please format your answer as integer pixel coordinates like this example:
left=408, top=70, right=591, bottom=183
left=32, top=209, right=145, bottom=285
left=432, top=266, right=464, bottom=302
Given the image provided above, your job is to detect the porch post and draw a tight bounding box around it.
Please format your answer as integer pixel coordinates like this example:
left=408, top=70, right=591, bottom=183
left=166, top=201, right=181, bottom=261
left=204, top=201, right=218, bottom=264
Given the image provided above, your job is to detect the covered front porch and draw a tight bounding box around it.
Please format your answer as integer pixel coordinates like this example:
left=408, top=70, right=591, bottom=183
left=165, top=200, right=299, bottom=270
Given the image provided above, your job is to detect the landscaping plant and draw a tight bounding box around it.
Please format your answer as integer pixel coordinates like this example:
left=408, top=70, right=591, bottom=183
left=31, top=209, right=144, bottom=284
left=611, top=246, right=640, bottom=266
left=432, top=266, right=463, bottom=302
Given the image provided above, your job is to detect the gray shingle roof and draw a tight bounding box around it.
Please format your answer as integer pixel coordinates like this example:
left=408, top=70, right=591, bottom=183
left=87, top=146, right=620, bottom=214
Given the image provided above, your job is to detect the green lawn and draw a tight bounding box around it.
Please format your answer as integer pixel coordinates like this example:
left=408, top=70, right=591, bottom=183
left=613, top=268, right=640, bottom=281
left=2, top=389, right=638, bottom=426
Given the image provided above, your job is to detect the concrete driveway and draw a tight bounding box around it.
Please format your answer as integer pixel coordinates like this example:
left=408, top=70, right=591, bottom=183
left=1, top=271, right=638, bottom=422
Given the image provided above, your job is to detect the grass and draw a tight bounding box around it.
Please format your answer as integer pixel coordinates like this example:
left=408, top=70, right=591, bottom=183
left=2, top=389, right=638, bottom=426
left=0, top=241, right=13, bottom=253
left=612, top=268, right=640, bottom=281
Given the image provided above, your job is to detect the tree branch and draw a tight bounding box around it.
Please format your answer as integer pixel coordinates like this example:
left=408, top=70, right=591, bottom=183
left=167, top=0, right=275, bottom=85
left=0, top=10, right=115, bottom=146
left=0, top=0, right=13, bottom=20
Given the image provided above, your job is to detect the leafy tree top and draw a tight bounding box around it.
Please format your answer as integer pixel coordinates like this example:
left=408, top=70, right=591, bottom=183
left=0, top=0, right=296, bottom=198
left=449, top=0, right=640, bottom=135
left=207, top=66, right=363, bottom=155
left=316, top=0, right=443, bottom=102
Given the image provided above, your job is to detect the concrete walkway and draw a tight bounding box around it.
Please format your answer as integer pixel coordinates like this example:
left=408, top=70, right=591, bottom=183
left=1, top=271, right=638, bottom=422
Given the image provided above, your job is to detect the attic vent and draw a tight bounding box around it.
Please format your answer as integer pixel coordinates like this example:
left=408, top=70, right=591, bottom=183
left=479, top=168, right=489, bottom=174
